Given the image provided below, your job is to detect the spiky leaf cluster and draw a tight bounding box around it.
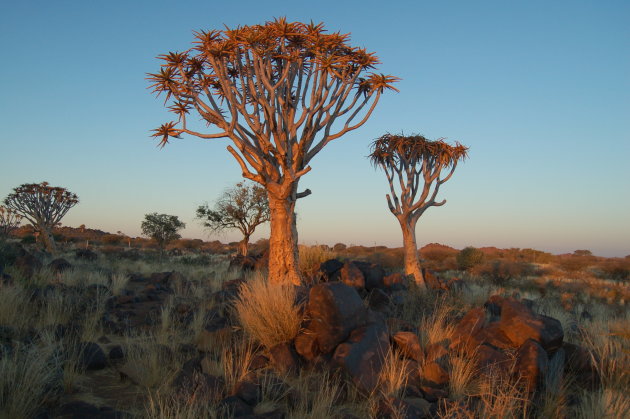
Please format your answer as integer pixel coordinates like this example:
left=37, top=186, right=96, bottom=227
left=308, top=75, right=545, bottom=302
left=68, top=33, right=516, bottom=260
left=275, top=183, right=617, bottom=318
left=369, top=134, right=468, bottom=219
left=3, top=182, right=79, bottom=231
left=148, top=18, right=398, bottom=189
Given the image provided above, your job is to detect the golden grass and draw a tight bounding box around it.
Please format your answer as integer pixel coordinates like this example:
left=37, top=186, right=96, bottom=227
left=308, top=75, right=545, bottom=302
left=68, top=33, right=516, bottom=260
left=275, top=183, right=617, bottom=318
left=298, top=244, right=337, bottom=276
left=378, top=349, right=410, bottom=398
left=234, top=273, right=302, bottom=349
left=448, top=351, right=479, bottom=400
left=144, top=389, right=218, bottom=419
left=576, top=388, right=630, bottom=419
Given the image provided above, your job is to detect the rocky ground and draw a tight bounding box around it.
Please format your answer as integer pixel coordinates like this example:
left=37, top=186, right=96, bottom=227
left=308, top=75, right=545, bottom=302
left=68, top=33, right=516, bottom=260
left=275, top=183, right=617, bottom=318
left=0, top=243, right=628, bottom=418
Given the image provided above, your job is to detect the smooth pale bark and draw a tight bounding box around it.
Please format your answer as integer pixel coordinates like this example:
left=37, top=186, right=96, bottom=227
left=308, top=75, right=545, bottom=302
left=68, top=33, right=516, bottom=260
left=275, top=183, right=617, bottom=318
left=399, top=216, right=425, bottom=288
left=267, top=192, right=301, bottom=285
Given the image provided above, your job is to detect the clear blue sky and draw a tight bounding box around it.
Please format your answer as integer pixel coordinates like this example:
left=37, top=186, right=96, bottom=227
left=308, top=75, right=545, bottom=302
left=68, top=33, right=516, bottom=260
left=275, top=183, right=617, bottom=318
left=1, top=0, right=628, bottom=256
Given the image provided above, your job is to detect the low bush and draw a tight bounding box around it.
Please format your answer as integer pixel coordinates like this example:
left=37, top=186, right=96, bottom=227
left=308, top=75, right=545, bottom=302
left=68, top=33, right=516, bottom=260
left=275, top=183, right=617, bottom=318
left=234, top=274, right=302, bottom=349
left=456, top=246, right=485, bottom=270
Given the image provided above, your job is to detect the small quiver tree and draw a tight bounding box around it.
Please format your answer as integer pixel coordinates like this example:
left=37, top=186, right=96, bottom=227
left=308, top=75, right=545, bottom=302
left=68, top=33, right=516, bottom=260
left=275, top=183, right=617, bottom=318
left=369, top=134, right=468, bottom=289
left=148, top=18, right=398, bottom=285
left=196, top=182, right=270, bottom=257
left=0, top=205, right=23, bottom=240
left=141, top=213, right=185, bottom=256
left=3, top=182, right=78, bottom=253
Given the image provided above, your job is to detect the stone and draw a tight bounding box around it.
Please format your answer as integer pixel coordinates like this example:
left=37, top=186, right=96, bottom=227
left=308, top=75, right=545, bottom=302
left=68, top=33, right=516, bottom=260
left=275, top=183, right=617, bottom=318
left=294, top=330, right=319, bottom=361
left=219, top=395, right=253, bottom=417
left=449, top=307, right=486, bottom=352
left=424, top=343, right=448, bottom=365
left=77, top=342, right=107, bottom=371
left=497, top=299, right=564, bottom=351
left=475, top=344, right=511, bottom=375
left=340, top=262, right=365, bottom=290
left=197, top=316, right=231, bottom=352
left=419, top=361, right=449, bottom=387
left=419, top=386, right=448, bottom=402
left=75, top=248, right=98, bottom=261
left=383, top=273, right=406, bottom=289
left=268, top=341, right=300, bottom=376
left=352, top=261, right=386, bottom=290
left=318, top=259, right=344, bottom=282
left=233, top=380, right=261, bottom=405
left=332, top=312, right=389, bottom=393
left=306, top=282, right=367, bottom=354
left=368, top=288, right=390, bottom=311
left=108, top=345, right=124, bottom=361
left=514, top=339, right=549, bottom=391
left=378, top=397, right=430, bottom=419
left=392, top=331, right=423, bottom=362
left=48, top=258, right=72, bottom=274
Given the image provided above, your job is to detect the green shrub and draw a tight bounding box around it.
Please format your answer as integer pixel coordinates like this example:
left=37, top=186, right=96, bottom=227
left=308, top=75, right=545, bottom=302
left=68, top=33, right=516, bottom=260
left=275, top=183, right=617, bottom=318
left=456, top=246, right=485, bottom=270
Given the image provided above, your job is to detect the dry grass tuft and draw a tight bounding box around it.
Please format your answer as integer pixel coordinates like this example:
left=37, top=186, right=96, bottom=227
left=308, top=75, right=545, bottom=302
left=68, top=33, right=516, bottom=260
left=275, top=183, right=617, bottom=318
left=234, top=274, right=302, bottom=349
left=0, top=342, right=60, bottom=418
left=448, top=351, right=479, bottom=400
left=378, top=349, right=411, bottom=398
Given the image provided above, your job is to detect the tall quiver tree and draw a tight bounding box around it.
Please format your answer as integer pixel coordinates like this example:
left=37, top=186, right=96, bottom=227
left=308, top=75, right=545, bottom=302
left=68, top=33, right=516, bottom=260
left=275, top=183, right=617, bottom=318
left=148, top=18, right=398, bottom=284
left=369, top=134, right=468, bottom=289
left=196, top=182, right=270, bottom=257
left=3, top=182, right=79, bottom=253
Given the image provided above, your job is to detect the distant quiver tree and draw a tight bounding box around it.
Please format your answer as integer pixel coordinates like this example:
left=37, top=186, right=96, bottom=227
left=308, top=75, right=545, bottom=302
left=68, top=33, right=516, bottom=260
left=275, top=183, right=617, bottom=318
left=197, top=182, right=270, bottom=257
left=141, top=213, right=185, bottom=254
left=3, top=182, right=78, bottom=253
left=0, top=205, right=23, bottom=239
left=148, top=18, right=398, bottom=284
left=369, top=134, right=468, bottom=288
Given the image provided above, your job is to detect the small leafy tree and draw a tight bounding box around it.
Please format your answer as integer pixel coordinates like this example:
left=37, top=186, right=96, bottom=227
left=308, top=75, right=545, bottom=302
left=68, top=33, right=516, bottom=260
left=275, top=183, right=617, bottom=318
left=141, top=213, right=185, bottom=254
left=3, top=182, right=79, bottom=253
left=456, top=246, right=485, bottom=271
left=0, top=205, right=23, bottom=239
left=148, top=18, right=398, bottom=284
left=369, top=134, right=468, bottom=288
left=196, top=182, right=270, bottom=257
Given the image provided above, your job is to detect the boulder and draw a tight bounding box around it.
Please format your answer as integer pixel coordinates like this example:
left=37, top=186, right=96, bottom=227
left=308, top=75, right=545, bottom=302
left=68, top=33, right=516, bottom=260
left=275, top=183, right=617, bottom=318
left=392, top=331, right=423, bottom=362
left=340, top=262, right=365, bottom=289
left=383, top=273, right=407, bottom=290
left=75, top=248, right=98, bottom=261
left=219, top=395, right=253, bottom=417
left=419, top=361, right=449, bottom=388
left=268, top=341, right=300, bottom=376
left=233, top=379, right=261, bottom=405
left=497, top=298, right=563, bottom=351
left=368, top=288, right=390, bottom=311
left=196, top=315, right=231, bottom=352
left=77, top=342, right=107, bottom=371
left=306, top=282, right=367, bottom=354
left=318, top=259, right=344, bottom=282
left=514, top=339, right=549, bottom=391
left=352, top=261, right=386, bottom=290
left=475, top=344, right=511, bottom=375
left=378, top=397, right=431, bottom=419
left=332, top=311, right=389, bottom=393
left=48, top=258, right=72, bottom=274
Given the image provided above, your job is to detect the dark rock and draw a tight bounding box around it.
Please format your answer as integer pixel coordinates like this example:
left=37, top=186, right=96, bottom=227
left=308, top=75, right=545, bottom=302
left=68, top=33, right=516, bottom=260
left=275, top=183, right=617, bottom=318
left=332, top=311, right=389, bottom=393
left=514, top=339, right=549, bottom=391
left=108, top=345, right=124, bottom=361
left=75, top=248, right=98, bottom=261
left=233, top=380, right=261, bottom=405
left=419, top=361, right=449, bottom=388
left=424, top=343, right=447, bottom=365
left=318, top=259, right=344, bottom=282
left=368, top=288, right=390, bottom=311
left=378, top=397, right=430, bottom=419
left=172, top=370, right=224, bottom=401
left=419, top=386, right=448, bottom=402
left=77, top=342, right=107, bottom=370
left=497, top=298, right=564, bottom=351
left=306, top=282, right=367, bottom=354
left=449, top=307, right=487, bottom=352
left=219, top=395, right=253, bottom=417
left=197, top=315, right=231, bottom=352
left=268, top=341, right=300, bottom=376
left=383, top=273, right=407, bottom=289
left=562, top=342, right=600, bottom=388
left=352, top=261, right=386, bottom=290
left=48, top=258, right=72, bottom=273
left=475, top=343, right=511, bottom=375
left=55, top=401, right=126, bottom=419
left=392, top=331, right=423, bottom=362
left=340, top=262, right=365, bottom=289
left=294, top=330, right=319, bottom=361
left=249, top=353, right=269, bottom=370
left=229, top=255, right=257, bottom=271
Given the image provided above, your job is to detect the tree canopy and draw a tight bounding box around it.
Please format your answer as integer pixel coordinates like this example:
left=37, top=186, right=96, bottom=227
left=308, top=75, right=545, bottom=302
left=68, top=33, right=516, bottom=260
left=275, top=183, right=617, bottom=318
left=141, top=213, right=185, bottom=250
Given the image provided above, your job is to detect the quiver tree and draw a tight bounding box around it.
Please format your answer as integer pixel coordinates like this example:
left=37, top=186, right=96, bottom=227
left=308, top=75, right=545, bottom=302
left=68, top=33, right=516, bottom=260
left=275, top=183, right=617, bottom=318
left=196, top=182, right=270, bottom=257
left=141, top=213, right=185, bottom=255
left=0, top=205, right=23, bottom=239
left=3, top=182, right=78, bottom=253
left=369, top=134, right=468, bottom=288
left=148, top=18, right=398, bottom=285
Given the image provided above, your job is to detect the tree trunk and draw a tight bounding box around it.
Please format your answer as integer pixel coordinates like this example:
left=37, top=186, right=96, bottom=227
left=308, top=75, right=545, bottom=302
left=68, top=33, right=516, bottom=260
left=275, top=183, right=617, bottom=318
left=399, top=216, right=425, bottom=288
left=238, top=235, right=250, bottom=257
left=267, top=193, right=301, bottom=285
left=39, top=226, right=57, bottom=254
